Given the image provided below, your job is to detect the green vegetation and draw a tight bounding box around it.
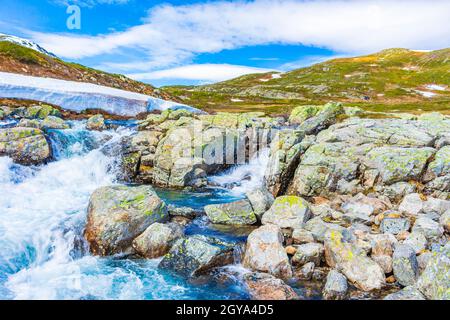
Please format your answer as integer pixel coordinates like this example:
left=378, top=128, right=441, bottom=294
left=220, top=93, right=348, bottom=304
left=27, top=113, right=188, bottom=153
left=163, top=48, right=450, bottom=115
left=0, top=41, right=48, bottom=65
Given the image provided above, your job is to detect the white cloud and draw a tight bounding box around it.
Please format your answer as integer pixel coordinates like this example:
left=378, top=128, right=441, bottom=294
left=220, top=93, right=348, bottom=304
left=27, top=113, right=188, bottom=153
left=24, top=0, right=450, bottom=84
left=127, top=64, right=274, bottom=82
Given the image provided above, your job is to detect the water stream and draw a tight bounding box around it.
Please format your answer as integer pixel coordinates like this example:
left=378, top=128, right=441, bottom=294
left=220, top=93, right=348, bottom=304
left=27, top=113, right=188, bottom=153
left=0, top=121, right=253, bottom=300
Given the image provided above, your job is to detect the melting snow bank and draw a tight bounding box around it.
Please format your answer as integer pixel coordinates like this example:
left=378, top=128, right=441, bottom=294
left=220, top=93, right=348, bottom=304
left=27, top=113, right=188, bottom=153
left=0, top=72, right=199, bottom=116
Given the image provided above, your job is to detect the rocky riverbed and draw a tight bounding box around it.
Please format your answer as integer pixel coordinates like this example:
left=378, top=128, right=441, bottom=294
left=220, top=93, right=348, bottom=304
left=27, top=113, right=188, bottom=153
left=0, top=102, right=449, bottom=300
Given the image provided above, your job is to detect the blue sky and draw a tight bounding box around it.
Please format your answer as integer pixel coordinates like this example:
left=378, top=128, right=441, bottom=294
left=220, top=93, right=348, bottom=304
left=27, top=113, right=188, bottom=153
left=1, top=0, right=449, bottom=87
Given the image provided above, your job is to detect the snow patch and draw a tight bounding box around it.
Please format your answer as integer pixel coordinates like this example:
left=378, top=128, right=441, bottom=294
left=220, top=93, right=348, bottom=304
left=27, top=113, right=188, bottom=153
left=425, top=84, right=446, bottom=91
left=230, top=98, right=244, bottom=102
left=415, top=90, right=436, bottom=98
left=0, top=72, right=198, bottom=116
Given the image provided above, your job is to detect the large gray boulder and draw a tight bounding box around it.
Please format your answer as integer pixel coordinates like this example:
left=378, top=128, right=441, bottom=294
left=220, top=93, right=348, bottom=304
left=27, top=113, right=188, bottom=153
left=243, top=224, right=293, bottom=279
left=393, top=244, right=419, bottom=287
left=291, top=243, right=324, bottom=266
left=132, top=222, right=184, bottom=258
left=383, top=286, right=426, bottom=300
left=417, top=244, right=450, bottom=300
left=158, top=235, right=235, bottom=277
left=85, top=185, right=168, bottom=256
left=324, top=231, right=385, bottom=291
left=204, top=199, right=257, bottom=225
left=261, top=196, right=312, bottom=229
left=245, top=188, right=274, bottom=219
left=0, top=127, right=51, bottom=165
left=243, top=272, right=298, bottom=300
left=323, top=270, right=348, bottom=300
left=412, top=216, right=444, bottom=242
left=86, top=114, right=106, bottom=131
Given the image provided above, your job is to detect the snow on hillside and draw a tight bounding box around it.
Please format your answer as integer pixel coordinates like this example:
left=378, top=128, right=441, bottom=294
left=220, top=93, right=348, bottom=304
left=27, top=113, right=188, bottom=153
left=0, top=33, right=57, bottom=57
left=0, top=72, right=199, bottom=116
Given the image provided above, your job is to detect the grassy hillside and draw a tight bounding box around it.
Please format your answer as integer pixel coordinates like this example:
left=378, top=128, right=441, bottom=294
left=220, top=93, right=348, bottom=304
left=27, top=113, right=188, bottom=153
left=163, top=48, right=450, bottom=115
left=0, top=40, right=177, bottom=102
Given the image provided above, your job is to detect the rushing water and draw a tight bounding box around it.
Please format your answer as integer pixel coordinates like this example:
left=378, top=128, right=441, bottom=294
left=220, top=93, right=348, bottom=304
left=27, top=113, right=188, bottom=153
left=0, top=121, right=252, bottom=300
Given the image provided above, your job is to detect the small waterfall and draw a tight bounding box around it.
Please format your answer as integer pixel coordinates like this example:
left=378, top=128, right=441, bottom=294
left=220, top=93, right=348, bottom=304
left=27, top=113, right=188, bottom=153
left=209, top=148, right=270, bottom=195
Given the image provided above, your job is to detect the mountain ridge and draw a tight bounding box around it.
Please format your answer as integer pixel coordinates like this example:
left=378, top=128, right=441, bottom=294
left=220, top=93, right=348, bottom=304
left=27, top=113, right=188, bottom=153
left=163, top=48, right=450, bottom=115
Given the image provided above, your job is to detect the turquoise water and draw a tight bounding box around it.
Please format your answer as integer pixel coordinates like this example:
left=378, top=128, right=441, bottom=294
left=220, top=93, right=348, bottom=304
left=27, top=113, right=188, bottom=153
left=0, top=121, right=250, bottom=300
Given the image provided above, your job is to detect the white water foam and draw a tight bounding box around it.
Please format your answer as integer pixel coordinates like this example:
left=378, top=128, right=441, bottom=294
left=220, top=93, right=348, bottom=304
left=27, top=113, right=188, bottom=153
left=209, top=148, right=269, bottom=195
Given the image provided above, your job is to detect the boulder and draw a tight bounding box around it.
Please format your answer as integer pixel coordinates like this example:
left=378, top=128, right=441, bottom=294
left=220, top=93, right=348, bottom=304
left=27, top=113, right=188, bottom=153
left=243, top=224, right=293, bottom=279
left=369, top=233, right=398, bottom=257
left=204, top=199, right=257, bottom=225
left=404, top=232, right=428, bottom=254
left=132, top=222, right=184, bottom=258
left=372, top=255, right=393, bottom=274
left=412, top=216, right=444, bottom=241
left=0, top=127, right=51, bottom=165
left=41, top=116, right=70, bottom=130
left=383, top=286, right=426, bottom=300
left=291, top=243, right=324, bottom=266
left=323, top=270, right=348, bottom=300
left=261, top=196, right=312, bottom=229
left=243, top=272, right=298, bottom=300
left=304, top=217, right=354, bottom=243
left=245, top=188, right=274, bottom=219
left=393, top=244, right=419, bottom=287
left=158, top=235, right=235, bottom=277
left=168, top=204, right=199, bottom=219
left=417, top=244, right=450, bottom=300
left=324, top=231, right=385, bottom=291
left=292, top=228, right=315, bottom=244
left=440, top=210, right=450, bottom=233
left=296, top=262, right=315, bottom=280
left=86, top=114, right=106, bottom=131
left=288, top=105, right=322, bottom=125
left=85, top=185, right=168, bottom=256
left=380, top=215, right=410, bottom=235
left=399, top=193, right=450, bottom=217
left=24, top=104, right=61, bottom=119
left=298, top=102, right=344, bottom=135
left=366, top=147, right=435, bottom=184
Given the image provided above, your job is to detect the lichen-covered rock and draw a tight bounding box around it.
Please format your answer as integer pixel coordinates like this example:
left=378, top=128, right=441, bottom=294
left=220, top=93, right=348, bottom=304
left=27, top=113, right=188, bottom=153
left=243, top=224, right=292, bottom=279
left=366, top=147, right=435, bottom=185
left=324, top=230, right=385, bottom=291
left=304, top=217, right=353, bottom=243
left=323, top=270, right=348, bottom=300
left=292, top=228, right=315, bottom=244
left=399, top=193, right=450, bottom=217
left=0, top=127, right=51, bottom=165
left=85, top=185, right=168, bottom=256
left=404, top=232, right=428, bottom=254
left=245, top=187, right=274, bottom=219
left=204, top=199, right=257, bottom=225
left=292, top=243, right=324, bottom=266
left=24, top=104, right=61, bottom=119
left=297, top=102, right=344, bottom=135
left=393, top=244, right=419, bottom=287
left=86, top=114, right=106, bottom=131
left=417, top=244, right=450, bottom=300
left=380, top=215, right=410, bottom=235
left=261, top=196, right=312, bottom=229
left=412, top=216, right=444, bottom=242
left=168, top=204, right=199, bottom=219
left=425, top=146, right=450, bottom=180
left=288, top=105, right=322, bottom=125
left=383, top=286, right=426, bottom=300
left=243, top=272, right=298, bottom=300
left=158, top=235, right=235, bottom=277
left=132, top=222, right=184, bottom=258
left=440, top=210, right=450, bottom=233
left=41, top=116, right=70, bottom=130
left=296, top=262, right=315, bottom=280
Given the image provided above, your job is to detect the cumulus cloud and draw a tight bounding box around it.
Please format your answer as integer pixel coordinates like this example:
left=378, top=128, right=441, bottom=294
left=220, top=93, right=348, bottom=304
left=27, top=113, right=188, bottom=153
left=127, top=64, right=274, bottom=82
